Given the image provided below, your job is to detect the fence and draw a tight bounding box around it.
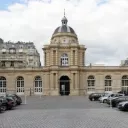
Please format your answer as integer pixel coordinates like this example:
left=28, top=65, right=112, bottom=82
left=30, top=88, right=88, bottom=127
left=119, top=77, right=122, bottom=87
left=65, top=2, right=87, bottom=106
left=0, top=88, right=123, bottom=97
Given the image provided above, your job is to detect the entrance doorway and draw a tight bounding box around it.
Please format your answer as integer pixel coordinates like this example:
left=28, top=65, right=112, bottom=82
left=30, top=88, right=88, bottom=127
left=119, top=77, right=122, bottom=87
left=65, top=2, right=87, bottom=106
left=59, top=76, right=70, bottom=96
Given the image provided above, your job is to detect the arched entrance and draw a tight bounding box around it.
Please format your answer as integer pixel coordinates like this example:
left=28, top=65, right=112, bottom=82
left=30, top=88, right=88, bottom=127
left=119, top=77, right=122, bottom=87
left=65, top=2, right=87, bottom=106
left=59, top=76, right=70, bottom=96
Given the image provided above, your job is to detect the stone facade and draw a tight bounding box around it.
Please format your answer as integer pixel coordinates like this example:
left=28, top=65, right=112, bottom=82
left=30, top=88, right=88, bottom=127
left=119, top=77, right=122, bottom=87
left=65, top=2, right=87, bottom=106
left=0, top=15, right=128, bottom=96
left=0, top=40, right=41, bottom=68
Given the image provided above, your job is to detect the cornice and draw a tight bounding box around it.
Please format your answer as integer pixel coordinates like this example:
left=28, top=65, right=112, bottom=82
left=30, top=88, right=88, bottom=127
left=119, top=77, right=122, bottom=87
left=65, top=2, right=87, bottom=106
left=51, top=33, right=78, bottom=40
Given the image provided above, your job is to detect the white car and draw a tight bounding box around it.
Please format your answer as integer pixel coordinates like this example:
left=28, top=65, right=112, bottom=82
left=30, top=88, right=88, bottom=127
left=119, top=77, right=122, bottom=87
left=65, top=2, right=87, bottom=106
left=99, top=93, right=124, bottom=103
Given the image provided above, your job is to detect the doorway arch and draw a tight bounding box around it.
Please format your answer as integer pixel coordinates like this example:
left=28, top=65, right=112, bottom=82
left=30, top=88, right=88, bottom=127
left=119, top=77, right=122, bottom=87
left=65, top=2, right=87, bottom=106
left=59, top=75, right=70, bottom=96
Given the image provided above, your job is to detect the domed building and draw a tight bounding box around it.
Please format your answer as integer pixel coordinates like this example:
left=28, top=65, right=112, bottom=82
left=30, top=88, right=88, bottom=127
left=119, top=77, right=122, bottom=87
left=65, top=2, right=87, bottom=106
left=0, top=14, right=128, bottom=96
left=42, top=14, right=86, bottom=96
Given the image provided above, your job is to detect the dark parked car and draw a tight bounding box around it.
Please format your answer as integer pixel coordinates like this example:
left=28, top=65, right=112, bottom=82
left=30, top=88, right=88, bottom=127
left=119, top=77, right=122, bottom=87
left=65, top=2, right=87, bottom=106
left=0, top=102, right=3, bottom=112
left=0, top=97, right=8, bottom=111
left=89, top=93, right=105, bottom=101
left=6, top=94, right=22, bottom=105
left=107, top=96, right=128, bottom=107
left=117, top=101, right=128, bottom=111
left=0, top=96, right=16, bottom=110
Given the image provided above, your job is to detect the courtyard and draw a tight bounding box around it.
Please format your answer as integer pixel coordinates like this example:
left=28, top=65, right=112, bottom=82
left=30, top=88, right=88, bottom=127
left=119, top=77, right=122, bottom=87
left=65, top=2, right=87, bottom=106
left=0, top=96, right=128, bottom=128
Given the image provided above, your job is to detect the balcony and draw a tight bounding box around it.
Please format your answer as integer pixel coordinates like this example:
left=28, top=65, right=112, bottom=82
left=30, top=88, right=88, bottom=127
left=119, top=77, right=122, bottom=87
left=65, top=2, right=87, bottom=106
left=0, top=56, right=25, bottom=61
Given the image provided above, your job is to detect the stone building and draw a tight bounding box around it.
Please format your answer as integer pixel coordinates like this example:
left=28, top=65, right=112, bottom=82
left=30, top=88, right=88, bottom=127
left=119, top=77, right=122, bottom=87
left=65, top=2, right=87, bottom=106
left=0, top=40, right=41, bottom=68
left=0, top=14, right=128, bottom=96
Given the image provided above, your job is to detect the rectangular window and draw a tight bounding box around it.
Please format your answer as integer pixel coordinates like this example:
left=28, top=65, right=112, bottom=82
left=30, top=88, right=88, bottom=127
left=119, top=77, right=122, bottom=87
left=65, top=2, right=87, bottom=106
left=1, top=62, right=5, bottom=67
left=10, top=61, right=14, bottom=67
left=9, top=48, right=16, bottom=54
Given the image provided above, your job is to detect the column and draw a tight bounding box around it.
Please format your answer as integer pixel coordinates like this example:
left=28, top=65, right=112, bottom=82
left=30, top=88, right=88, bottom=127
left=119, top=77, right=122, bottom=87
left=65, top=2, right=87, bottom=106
left=70, top=49, right=73, bottom=65
left=56, top=73, right=58, bottom=89
left=56, top=49, right=58, bottom=65
left=112, top=73, right=121, bottom=93
left=75, top=73, right=78, bottom=89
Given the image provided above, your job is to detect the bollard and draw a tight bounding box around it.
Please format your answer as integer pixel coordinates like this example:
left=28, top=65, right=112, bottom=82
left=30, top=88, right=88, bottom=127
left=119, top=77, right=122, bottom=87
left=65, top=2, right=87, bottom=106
left=24, top=94, right=27, bottom=104
left=110, top=96, right=112, bottom=108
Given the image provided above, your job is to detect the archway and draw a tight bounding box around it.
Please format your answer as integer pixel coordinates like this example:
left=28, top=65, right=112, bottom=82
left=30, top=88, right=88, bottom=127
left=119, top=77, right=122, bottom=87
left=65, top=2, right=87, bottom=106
left=59, top=76, right=70, bottom=96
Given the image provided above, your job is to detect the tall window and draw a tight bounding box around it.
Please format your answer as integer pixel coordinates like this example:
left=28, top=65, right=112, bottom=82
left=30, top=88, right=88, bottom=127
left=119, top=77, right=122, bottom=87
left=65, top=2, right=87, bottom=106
left=16, top=76, right=24, bottom=94
left=0, top=76, right=6, bottom=94
left=105, top=75, right=112, bottom=91
left=10, top=61, right=14, bottom=67
left=34, top=76, right=42, bottom=94
left=87, top=75, right=95, bottom=91
left=61, top=53, right=68, bottom=66
left=122, top=75, right=128, bottom=93
left=1, top=61, right=5, bottom=67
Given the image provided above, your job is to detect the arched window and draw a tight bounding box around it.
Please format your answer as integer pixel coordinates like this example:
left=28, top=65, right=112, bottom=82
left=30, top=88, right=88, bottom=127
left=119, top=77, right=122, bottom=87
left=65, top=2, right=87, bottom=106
left=61, top=53, right=68, bottom=66
left=34, top=76, right=42, bottom=94
left=122, top=75, right=128, bottom=93
left=105, top=75, right=112, bottom=91
left=0, top=76, right=6, bottom=94
left=87, top=75, right=95, bottom=92
left=16, top=76, right=24, bottom=95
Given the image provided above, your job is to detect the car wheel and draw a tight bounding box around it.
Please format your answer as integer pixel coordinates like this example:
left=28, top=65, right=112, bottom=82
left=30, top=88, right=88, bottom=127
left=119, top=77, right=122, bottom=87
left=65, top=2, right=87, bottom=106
left=18, top=103, right=21, bottom=105
left=92, top=98, right=95, bottom=101
left=2, top=106, right=7, bottom=111
left=103, top=99, right=107, bottom=103
left=8, top=107, right=12, bottom=110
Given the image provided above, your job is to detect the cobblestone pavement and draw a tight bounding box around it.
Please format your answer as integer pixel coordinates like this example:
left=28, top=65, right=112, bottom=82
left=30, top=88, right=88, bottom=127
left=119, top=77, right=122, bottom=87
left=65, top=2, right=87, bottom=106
left=0, top=96, right=128, bottom=128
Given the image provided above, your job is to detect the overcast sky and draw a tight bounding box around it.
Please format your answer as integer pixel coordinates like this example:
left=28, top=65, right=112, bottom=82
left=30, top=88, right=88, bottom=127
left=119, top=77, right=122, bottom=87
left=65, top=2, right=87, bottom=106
left=0, top=0, right=128, bottom=66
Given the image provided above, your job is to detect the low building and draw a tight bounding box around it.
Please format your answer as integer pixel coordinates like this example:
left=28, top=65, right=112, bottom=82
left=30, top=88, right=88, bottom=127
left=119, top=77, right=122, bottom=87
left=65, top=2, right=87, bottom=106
left=0, top=14, right=128, bottom=96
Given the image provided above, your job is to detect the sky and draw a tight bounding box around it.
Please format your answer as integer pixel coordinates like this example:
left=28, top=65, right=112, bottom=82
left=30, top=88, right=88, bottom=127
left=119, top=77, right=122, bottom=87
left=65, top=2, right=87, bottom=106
left=0, top=0, right=128, bottom=66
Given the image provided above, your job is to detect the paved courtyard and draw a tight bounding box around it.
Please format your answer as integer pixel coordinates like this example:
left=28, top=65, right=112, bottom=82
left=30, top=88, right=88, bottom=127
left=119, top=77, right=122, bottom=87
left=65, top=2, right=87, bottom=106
left=0, top=96, right=128, bottom=128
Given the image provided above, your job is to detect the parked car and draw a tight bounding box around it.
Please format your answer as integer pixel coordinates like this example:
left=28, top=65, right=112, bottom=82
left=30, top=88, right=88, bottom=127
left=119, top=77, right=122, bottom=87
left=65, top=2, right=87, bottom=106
left=0, top=102, right=3, bottom=112
left=89, top=93, right=105, bottom=101
left=107, top=96, right=128, bottom=107
left=118, top=91, right=128, bottom=96
left=0, top=97, right=8, bottom=111
left=6, top=94, right=22, bottom=105
left=0, top=96, right=16, bottom=110
left=99, top=93, right=124, bottom=103
left=117, top=101, right=128, bottom=111
left=6, top=97, right=17, bottom=108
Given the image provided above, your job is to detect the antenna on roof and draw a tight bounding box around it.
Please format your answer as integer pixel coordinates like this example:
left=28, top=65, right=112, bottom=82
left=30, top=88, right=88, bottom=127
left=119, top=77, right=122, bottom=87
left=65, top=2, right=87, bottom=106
left=64, top=8, right=65, bottom=16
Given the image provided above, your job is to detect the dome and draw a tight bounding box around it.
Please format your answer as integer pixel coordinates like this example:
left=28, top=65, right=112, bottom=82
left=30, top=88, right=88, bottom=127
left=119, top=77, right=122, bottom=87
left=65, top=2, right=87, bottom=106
left=52, top=14, right=77, bottom=36
left=53, top=25, right=76, bottom=35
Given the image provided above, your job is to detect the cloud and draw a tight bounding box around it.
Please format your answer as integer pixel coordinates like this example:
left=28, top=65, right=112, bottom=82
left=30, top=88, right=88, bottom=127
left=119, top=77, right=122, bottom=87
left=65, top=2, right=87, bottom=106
left=0, top=0, right=128, bottom=66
